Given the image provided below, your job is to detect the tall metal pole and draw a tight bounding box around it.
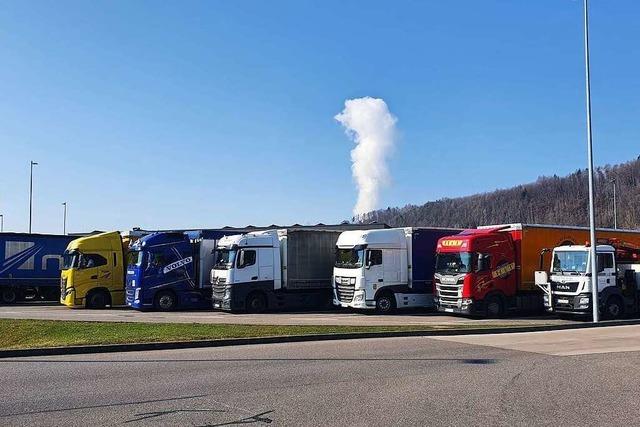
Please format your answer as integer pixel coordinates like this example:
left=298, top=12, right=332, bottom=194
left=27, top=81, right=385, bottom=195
left=29, top=161, right=38, bottom=234
left=583, top=0, right=599, bottom=323
left=62, top=202, right=67, bottom=235
left=0, top=214, right=3, bottom=232
left=611, top=178, right=617, bottom=229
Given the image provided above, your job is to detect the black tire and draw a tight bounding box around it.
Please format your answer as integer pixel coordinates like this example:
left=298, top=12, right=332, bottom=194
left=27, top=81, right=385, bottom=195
left=246, top=292, right=267, bottom=313
left=485, top=295, right=505, bottom=318
left=603, top=296, right=624, bottom=320
left=86, top=290, right=109, bottom=309
left=1, top=288, right=17, bottom=304
left=154, top=291, right=177, bottom=311
left=375, top=292, right=396, bottom=314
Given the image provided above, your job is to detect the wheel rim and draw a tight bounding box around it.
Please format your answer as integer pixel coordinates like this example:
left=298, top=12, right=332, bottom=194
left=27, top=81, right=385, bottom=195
left=250, top=297, right=264, bottom=311
left=2, top=290, right=16, bottom=303
left=378, top=297, right=391, bottom=312
left=92, top=294, right=105, bottom=307
left=608, top=302, right=620, bottom=317
left=159, top=295, right=174, bottom=309
left=488, top=300, right=501, bottom=316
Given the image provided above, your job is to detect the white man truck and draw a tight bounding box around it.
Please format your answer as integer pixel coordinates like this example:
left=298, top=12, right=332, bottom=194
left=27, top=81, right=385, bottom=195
left=211, top=228, right=344, bottom=312
left=333, top=227, right=460, bottom=313
left=535, top=238, right=640, bottom=319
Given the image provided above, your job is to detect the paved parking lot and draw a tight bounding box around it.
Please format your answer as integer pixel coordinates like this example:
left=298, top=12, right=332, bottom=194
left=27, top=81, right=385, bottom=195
left=0, top=302, right=577, bottom=327
left=3, top=325, right=640, bottom=426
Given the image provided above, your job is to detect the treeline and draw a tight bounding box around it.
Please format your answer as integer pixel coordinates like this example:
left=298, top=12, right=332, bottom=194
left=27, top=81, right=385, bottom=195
left=356, top=158, right=640, bottom=229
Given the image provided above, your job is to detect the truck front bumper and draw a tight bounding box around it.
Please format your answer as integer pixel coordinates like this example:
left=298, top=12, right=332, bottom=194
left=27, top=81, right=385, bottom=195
left=548, top=293, right=592, bottom=315
left=332, top=289, right=374, bottom=309
left=60, top=288, right=84, bottom=308
left=434, top=297, right=481, bottom=316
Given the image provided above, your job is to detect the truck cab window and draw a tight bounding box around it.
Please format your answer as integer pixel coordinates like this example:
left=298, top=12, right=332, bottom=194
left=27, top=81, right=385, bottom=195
left=475, top=254, right=491, bottom=272
left=148, top=253, right=167, bottom=269
left=597, top=253, right=614, bottom=273
left=366, top=250, right=382, bottom=267
left=80, top=254, right=107, bottom=269
left=237, top=249, right=256, bottom=268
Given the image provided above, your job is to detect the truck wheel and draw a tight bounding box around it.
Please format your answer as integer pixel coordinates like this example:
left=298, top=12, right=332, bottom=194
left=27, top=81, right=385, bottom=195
left=86, top=290, right=109, bottom=309
left=485, top=295, right=505, bottom=318
left=154, top=291, right=177, bottom=311
left=246, top=292, right=267, bottom=313
left=1, top=288, right=17, bottom=304
left=375, top=293, right=396, bottom=314
left=603, top=296, right=624, bottom=320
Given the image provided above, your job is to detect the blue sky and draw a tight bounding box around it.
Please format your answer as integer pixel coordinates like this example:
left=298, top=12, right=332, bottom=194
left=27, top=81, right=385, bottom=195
left=1, top=1, right=639, bottom=233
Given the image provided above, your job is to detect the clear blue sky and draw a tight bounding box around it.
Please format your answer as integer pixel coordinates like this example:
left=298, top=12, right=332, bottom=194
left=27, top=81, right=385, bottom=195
left=1, top=0, right=639, bottom=234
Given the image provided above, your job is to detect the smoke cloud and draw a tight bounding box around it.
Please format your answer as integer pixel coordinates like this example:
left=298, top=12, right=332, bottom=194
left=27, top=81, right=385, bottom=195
left=335, top=97, right=398, bottom=217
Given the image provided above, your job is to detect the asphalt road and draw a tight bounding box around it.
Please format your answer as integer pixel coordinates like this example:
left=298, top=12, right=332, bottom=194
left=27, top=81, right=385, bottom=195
left=2, top=325, right=640, bottom=426
left=0, top=302, right=575, bottom=327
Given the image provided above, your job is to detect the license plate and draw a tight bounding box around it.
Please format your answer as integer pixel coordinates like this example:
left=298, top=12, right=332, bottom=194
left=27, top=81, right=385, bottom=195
left=558, top=299, right=569, bottom=304
left=444, top=308, right=454, bottom=313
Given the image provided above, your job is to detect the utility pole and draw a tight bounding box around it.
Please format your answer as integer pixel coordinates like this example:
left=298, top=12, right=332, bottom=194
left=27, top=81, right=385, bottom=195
left=62, top=202, right=67, bottom=235
left=611, top=178, right=618, bottom=229
left=29, top=161, right=38, bottom=234
left=0, top=214, right=3, bottom=232
left=583, top=0, right=599, bottom=323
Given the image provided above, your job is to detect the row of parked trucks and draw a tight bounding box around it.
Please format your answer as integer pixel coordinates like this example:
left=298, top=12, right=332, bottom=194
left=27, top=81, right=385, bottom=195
left=2, top=223, right=640, bottom=319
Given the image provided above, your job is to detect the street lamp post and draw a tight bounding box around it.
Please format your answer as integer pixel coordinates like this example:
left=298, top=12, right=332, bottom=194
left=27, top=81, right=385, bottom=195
left=0, top=214, right=3, bottom=232
left=62, top=202, right=67, bottom=235
left=29, top=161, right=38, bottom=233
left=583, top=0, right=599, bottom=323
left=611, top=178, right=618, bottom=229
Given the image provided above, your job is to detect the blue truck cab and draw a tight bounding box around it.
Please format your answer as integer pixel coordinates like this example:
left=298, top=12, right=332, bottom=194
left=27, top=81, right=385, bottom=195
left=125, top=231, right=218, bottom=311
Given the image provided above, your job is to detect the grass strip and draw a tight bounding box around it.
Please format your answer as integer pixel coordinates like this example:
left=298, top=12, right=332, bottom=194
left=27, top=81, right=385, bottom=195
left=0, top=318, right=558, bottom=350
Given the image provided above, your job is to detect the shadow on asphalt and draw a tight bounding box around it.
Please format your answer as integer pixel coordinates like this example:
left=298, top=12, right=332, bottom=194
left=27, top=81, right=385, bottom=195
left=0, top=357, right=498, bottom=364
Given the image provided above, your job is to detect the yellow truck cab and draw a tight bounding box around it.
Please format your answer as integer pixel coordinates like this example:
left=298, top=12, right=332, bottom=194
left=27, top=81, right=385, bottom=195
left=60, top=231, right=127, bottom=308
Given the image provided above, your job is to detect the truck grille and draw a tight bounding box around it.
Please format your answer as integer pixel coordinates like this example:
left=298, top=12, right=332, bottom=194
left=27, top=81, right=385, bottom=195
left=212, top=277, right=227, bottom=300
left=550, top=281, right=580, bottom=293
left=435, top=282, right=463, bottom=308
left=335, top=278, right=355, bottom=303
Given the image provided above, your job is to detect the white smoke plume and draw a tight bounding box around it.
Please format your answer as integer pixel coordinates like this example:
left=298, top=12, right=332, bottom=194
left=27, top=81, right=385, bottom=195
left=335, top=97, right=398, bottom=217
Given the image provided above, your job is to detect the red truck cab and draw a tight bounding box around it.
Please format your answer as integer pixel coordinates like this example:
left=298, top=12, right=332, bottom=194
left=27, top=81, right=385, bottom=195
left=433, top=227, right=518, bottom=317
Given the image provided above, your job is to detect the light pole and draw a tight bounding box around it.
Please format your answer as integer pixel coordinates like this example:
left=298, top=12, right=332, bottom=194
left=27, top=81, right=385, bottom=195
left=583, top=0, right=599, bottom=323
left=611, top=178, right=617, bottom=229
left=62, top=202, right=67, bottom=235
left=0, top=214, right=3, bottom=232
left=29, top=161, right=38, bottom=233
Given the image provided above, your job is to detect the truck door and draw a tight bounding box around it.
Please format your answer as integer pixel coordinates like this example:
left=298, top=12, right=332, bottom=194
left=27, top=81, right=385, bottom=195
left=365, top=249, right=383, bottom=287
left=597, top=252, right=615, bottom=292
left=235, top=248, right=259, bottom=284
left=78, top=253, right=108, bottom=294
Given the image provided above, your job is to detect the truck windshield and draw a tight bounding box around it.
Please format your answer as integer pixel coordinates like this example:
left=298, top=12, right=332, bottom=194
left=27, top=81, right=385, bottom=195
left=436, top=252, right=473, bottom=274
left=62, top=250, right=80, bottom=270
left=335, top=248, right=364, bottom=269
left=127, top=250, right=143, bottom=267
left=552, top=251, right=588, bottom=274
left=214, top=249, right=236, bottom=270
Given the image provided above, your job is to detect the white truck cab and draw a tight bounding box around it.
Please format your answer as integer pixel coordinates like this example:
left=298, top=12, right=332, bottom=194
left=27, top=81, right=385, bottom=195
left=332, top=227, right=456, bottom=313
left=536, top=243, right=640, bottom=318
left=211, top=228, right=342, bottom=313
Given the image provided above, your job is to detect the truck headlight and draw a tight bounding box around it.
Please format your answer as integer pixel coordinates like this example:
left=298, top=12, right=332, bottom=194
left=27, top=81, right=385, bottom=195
left=224, top=288, right=231, bottom=300
left=353, top=293, right=364, bottom=303
left=134, top=288, right=140, bottom=300
left=579, top=297, right=590, bottom=305
left=543, top=295, right=549, bottom=303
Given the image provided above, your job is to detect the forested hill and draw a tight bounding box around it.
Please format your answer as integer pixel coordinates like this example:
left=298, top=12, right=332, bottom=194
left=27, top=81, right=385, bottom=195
left=356, top=158, right=640, bottom=229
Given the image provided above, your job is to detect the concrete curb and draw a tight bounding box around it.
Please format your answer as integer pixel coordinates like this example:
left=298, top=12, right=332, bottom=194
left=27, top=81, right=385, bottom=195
left=3, top=318, right=640, bottom=359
